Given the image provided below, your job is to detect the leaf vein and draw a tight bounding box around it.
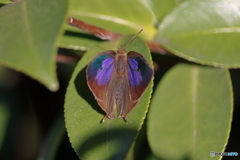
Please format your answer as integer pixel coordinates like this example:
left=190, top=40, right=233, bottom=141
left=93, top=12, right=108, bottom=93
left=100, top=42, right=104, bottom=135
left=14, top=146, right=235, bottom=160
left=191, top=67, right=198, bottom=158
left=71, top=11, right=143, bottom=30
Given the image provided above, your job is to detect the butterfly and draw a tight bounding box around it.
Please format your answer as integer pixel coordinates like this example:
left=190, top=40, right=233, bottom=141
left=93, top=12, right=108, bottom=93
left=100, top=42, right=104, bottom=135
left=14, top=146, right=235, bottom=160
left=86, top=30, right=153, bottom=122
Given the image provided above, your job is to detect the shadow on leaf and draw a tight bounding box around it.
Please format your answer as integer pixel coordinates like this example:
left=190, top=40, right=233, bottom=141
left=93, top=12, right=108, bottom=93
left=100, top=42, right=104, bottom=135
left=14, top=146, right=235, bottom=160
left=74, top=66, right=105, bottom=121
left=75, top=128, right=137, bottom=160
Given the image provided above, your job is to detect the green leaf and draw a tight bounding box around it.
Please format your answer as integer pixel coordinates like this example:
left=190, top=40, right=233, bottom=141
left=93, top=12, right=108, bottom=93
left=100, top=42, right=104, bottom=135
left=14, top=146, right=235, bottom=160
left=70, top=0, right=156, bottom=40
left=139, top=0, right=179, bottom=23
left=60, top=0, right=156, bottom=50
left=0, top=0, right=11, bottom=4
left=64, top=35, right=153, bottom=160
left=155, top=0, right=240, bottom=68
left=0, top=0, right=68, bottom=91
left=59, top=29, right=100, bottom=51
left=125, top=122, right=154, bottom=160
left=147, top=63, right=233, bottom=160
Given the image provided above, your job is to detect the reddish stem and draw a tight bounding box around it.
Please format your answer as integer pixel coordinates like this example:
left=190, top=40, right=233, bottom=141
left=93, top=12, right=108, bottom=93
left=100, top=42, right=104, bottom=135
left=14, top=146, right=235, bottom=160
left=67, top=17, right=122, bottom=40
left=67, top=17, right=173, bottom=55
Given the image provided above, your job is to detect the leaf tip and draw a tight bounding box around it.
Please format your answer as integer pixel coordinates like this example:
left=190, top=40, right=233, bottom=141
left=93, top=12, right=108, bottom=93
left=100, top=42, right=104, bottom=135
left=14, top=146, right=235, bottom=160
left=48, top=82, right=59, bottom=92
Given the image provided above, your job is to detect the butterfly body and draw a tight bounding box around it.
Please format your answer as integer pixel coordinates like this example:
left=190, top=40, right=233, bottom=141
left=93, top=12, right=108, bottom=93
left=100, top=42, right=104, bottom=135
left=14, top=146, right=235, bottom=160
left=86, top=46, right=153, bottom=121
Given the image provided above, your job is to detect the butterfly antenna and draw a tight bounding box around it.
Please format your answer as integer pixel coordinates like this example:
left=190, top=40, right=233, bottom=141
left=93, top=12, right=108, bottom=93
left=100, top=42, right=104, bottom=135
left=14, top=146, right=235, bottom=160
left=121, top=29, right=143, bottom=49
left=98, top=30, right=118, bottom=50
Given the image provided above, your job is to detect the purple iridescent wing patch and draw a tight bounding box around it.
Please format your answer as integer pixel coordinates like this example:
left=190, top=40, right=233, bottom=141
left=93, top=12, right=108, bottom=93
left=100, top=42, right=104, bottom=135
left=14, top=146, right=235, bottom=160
left=128, top=58, right=143, bottom=86
left=95, top=57, right=114, bottom=85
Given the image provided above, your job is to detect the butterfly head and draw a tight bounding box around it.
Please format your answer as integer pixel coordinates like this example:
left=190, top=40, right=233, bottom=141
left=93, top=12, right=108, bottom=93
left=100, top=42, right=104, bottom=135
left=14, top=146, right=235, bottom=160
left=117, top=48, right=127, bottom=55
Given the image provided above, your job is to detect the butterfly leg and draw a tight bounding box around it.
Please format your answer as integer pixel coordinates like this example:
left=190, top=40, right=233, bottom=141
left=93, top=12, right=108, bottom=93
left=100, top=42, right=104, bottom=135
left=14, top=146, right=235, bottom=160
left=101, top=115, right=108, bottom=123
left=123, top=116, right=128, bottom=123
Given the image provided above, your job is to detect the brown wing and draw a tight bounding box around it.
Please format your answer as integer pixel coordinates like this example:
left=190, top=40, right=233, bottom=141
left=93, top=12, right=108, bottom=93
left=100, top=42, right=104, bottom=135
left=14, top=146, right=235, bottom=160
left=86, top=50, right=117, bottom=119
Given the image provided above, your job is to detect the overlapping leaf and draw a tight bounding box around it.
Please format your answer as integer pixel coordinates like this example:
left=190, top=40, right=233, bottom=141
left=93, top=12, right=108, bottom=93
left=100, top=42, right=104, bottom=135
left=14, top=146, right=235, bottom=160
left=0, top=0, right=68, bottom=91
left=139, top=0, right=179, bottom=23
left=155, top=0, right=240, bottom=68
left=60, top=0, right=156, bottom=50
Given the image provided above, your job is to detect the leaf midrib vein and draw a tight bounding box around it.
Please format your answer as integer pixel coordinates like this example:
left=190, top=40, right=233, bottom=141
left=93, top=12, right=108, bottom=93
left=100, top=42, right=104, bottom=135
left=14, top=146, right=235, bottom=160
left=21, top=0, right=45, bottom=77
left=71, top=10, right=143, bottom=30
left=191, top=67, right=198, bottom=158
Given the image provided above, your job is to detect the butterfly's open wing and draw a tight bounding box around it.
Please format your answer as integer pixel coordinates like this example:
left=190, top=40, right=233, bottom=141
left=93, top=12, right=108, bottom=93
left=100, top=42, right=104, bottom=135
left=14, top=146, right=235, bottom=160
left=118, top=51, right=153, bottom=119
left=86, top=50, right=116, bottom=119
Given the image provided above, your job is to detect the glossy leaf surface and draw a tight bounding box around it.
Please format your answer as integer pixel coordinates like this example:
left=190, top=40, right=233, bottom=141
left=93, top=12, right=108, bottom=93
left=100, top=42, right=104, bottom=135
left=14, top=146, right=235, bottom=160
left=155, top=0, right=240, bottom=68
